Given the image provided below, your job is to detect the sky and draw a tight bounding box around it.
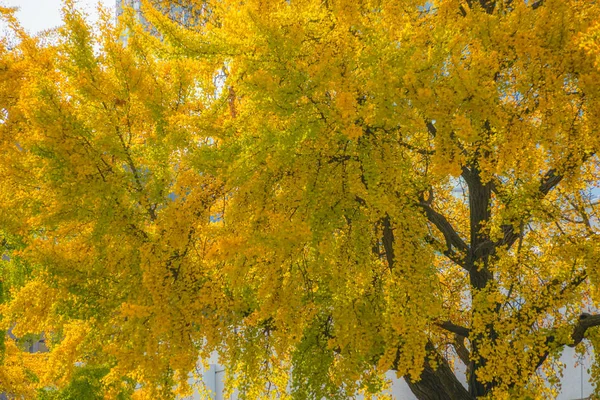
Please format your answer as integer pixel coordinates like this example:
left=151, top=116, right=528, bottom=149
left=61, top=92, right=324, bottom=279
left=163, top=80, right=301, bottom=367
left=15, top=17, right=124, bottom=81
left=3, top=0, right=114, bottom=33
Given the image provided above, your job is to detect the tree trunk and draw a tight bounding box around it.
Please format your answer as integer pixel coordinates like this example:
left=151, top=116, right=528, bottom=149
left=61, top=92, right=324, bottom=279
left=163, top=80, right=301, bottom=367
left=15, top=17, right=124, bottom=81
left=405, top=342, right=474, bottom=400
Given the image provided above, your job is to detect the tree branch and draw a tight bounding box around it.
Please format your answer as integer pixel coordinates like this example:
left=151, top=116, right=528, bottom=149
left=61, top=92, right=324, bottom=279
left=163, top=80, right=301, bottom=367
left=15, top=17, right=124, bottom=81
left=438, top=321, right=470, bottom=338
left=531, top=0, right=544, bottom=10
left=420, top=201, right=470, bottom=270
left=535, top=312, right=600, bottom=371
left=425, top=234, right=466, bottom=268
left=539, top=168, right=562, bottom=196
left=398, top=139, right=434, bottom=156
left=426, top=121, right=437, bottom=137
left=404, top=340, right=474, bottom=400
left=500, top=154, right=595, bottom=251
left=571, top=313, right=600, bottom=347
left=454, top=334, right=471, bottom=367
left=515, top=271, right=587, bottom=332
left=477, top=0, right=496, bottom=14
left=382, top=215, right=395, bottom=271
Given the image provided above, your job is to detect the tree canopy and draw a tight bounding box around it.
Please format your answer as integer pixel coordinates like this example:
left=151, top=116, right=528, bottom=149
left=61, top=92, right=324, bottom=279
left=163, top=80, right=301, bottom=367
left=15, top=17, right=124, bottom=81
left=2, top=0, right=600, bottom=398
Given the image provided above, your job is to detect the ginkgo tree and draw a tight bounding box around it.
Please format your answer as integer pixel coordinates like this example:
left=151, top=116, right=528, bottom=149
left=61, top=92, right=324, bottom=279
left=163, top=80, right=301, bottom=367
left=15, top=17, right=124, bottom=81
left=2, top=0, right=600, bottom=399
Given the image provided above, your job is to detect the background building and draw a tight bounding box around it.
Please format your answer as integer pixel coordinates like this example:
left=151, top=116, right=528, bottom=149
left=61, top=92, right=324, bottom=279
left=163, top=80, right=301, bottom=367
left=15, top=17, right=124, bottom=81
left=194, top=352, right=593, bottom=400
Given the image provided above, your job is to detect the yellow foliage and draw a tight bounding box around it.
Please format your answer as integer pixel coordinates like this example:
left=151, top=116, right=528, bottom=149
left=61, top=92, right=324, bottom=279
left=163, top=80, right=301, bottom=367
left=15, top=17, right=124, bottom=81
left=1, top=0, right=600, bottom=399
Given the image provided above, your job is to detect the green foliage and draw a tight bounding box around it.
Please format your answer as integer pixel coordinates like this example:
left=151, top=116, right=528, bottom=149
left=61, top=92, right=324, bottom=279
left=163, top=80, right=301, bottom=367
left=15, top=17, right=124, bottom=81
left=36, top=366, right=133, bottom=400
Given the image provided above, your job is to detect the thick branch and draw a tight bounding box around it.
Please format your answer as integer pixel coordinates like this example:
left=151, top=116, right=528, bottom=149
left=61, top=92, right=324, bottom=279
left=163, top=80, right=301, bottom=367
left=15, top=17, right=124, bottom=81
left=453, top=335, right=471, bottom=367
left=382, top=215, right=395, bottom=271
left=425, top=234, right=466, bottom=268
left=477, top=0, right=496, bottom=14
left=571, top=313, right=600, bottom=346
left=404, top=341, right=474, bottom=400
left=438, top=321, right=470, bottom=338
left=461, top=166, right=492, bottom=250
left=420, top=202, right=469, bottom=270
left=426, top=121, right=437, bottom=137
left=535, top=312, right=600, bottom=371
left=461, top=166, right=494, bottom=290
left=531, top=0, right=544, bottom=10
left=539, top=168, right=562, bottom=196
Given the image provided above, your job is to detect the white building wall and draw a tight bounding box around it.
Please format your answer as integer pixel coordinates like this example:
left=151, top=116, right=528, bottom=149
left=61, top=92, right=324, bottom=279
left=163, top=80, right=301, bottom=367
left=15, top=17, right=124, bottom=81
left=192, top=349, right=594, bottom=400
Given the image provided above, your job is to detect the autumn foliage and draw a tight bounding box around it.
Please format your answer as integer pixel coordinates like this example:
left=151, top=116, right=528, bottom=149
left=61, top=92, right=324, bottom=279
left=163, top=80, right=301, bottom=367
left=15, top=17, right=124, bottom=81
left=2, top=0, right=600, bottom=399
